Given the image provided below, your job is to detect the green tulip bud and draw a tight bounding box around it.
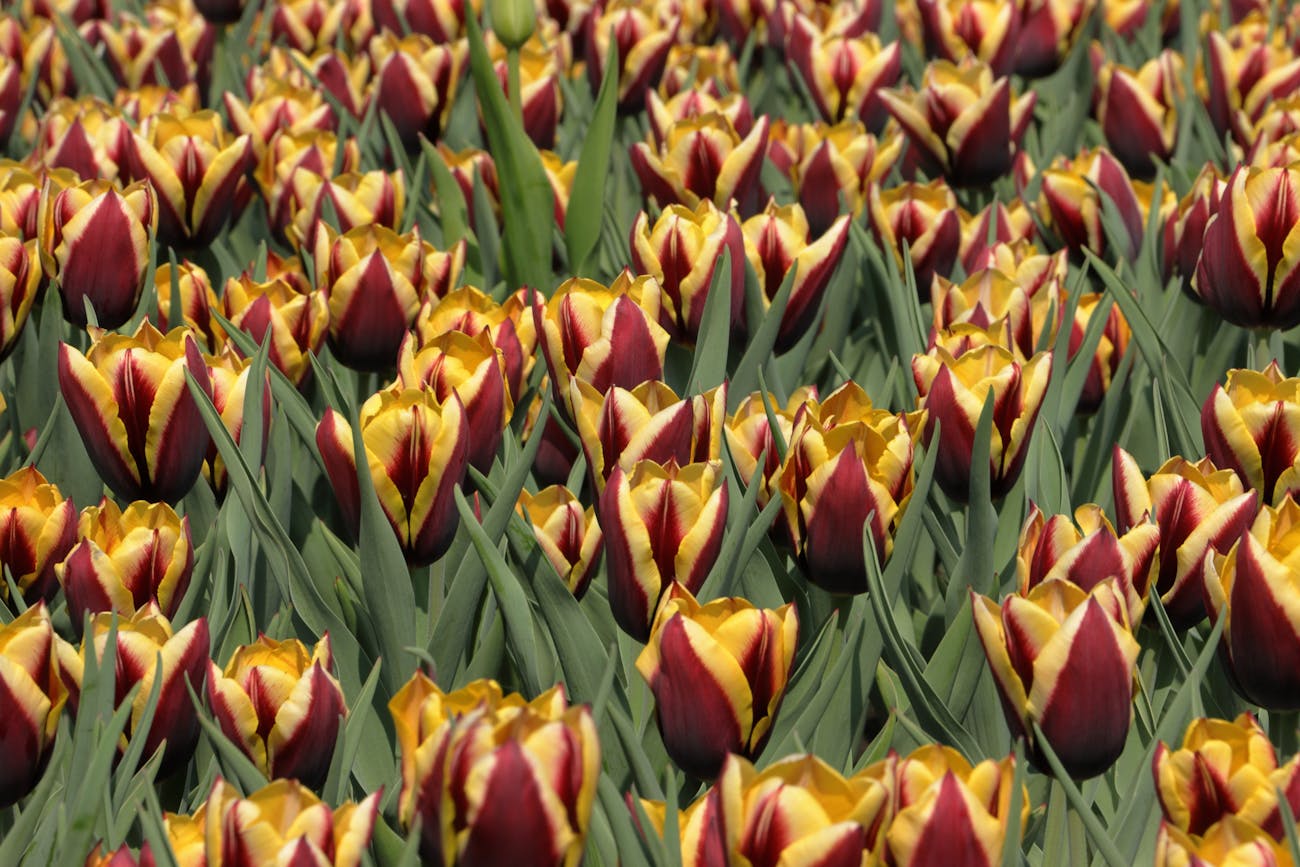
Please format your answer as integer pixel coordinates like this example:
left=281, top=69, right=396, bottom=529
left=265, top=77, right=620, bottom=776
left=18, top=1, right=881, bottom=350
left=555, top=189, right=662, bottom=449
left=490, top=0, right=535, bottom=50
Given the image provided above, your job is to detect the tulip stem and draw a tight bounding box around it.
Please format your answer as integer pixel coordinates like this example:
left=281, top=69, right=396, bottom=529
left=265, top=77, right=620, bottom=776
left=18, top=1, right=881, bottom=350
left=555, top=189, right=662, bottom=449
left=507, top=48, right=524, bottom=127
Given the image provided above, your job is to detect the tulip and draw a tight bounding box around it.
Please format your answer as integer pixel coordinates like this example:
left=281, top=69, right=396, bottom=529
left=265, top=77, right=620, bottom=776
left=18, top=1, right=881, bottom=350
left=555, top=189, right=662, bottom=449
left=222, top=272, right=329, bottom=388
left=0, top=605, right=67, bottom=807
left=185, top=778, right=379, bottom=867
left=114, top=83, right=201, bottom=125
left=568, top=377, right=725, bottom=487
left=1155, top=816, right=1293, bottom=867
left=318, top=224, right=425, bottom=372
left=912, top=345, right=1052, bottom=501
left=1012, top=0, right=1092, bottom=77
left=959, top=202, right=1038, bottom=271
left=208, top=635, right=346, bottom=789
left=396, top=330, right=512, bottom=472
left=84, top=843, right=150, bottom=867
left=647, top=90, right=752, bottom=145
left=1201, top=363, right=1300, bottom=502
left=368, top=32, right=461, bottom=151
left=585, top=0, right=678, bottom=113
left=316, top=386, right=470, bottom=567
left=253, top=46, right=372, bottom=119
left=224, top=80, right=335, bottom=160
left=636, top=583, right=796, bottom=778
left=153, top=260, right=222, bottom=351
left=1193, top=164, right=1300, bottom=330
left=1153, top=713, right=1300, bottom=838
left=916, top=0, right=1020, bottom=75
left=725, top=388, right=812, bottom=507
left=600, top=460, right=728, bottom=641
left=490, top=33, right=562, bottom=148
left=257, top=129, right=362, bottom=238
left=1017, top=503, right=1158, bottom=627
left=881, top=59, right=1036, bottom=188
left=1113, top=449, right=1258, bottom=628
left=930, top=258, right=1062, bottom=361
left=203, top=345, right=272, bottom=495
left=787, top=17, right=901, bottom=128
left=38, top=179, right=157, bottom=329
left=885, top=745, right=1027, bottom=867
left=0, top=162, right=70, bottom=241
left=972, top=577, right=1140, bottom=778
left=1096, top=50, right=1183, bottom=179
left=373, top=0, right=475, bottom=41
left=288, top=169, right=405, bottom=249
left=389, top=675, right=600, bottom=867
left=1035, top=147, right=1144, bottom=262
left=630, top=113, right=770, bottom=216
left=1205, top=17, right=1300, bottom=145
left=57, top=499, right=193, bottom=628
left=742, top=201, right=851, bottom=352
left=1205, top=495, right=1300, bottom=709
left=658, top=44, right=743, bottom=101
left=432, top=145, right=499, bottom=229
left=30, top=96, right=129, bottom=181
left=778, top=382, right=922, bottom=593
left=517, top=485, right=603, bottom=598
left=0, top=233, right=38, bottom=363
left=56, top=608, right=209, bottom=776
left=767, top=121, right=902, bottom=240
left=58, top=323, right=214, bottom=505
left=629, top=200, right=746, bottom=343
left=0, top=467, right=77, bottom=604
left=417, top=285, right=537, bottom=401
left=83, top=14, right=206, bottom=93
left=867, top=179, right=964, bottom=291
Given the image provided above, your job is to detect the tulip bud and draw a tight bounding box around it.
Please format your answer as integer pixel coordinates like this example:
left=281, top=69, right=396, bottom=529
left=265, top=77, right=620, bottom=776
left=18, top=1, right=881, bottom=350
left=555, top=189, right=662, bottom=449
left=58, top=323, right=214, bottom=505
left=916, top=0, right=1020, bottom=75
left=0, top=162, right=70, bottom=241
left=1201, top=363, right=1300, bottom=503
left=153, top=260, right=223, bottom=351
left=868, top=179, right=964, bottom=290
left=585, top=0, right=678, bottom=113
left=1035, top=147, right=1144, bottom=262
left=630, top=113, right=770, bottom=216
left=0, top=605, right=67, bottom=807
left=57, top=499, right=194, bottom=628
left=257, top=130, right=362, bottom=239
left=787, top=16, right=901, bottom=128
left=600, top=460, right=728, bottom=641
left=56, top=608, right=209, bottom=776
left=389, top=675, right=600, bottom=866
left=1194, top=164, right=1300, bottom=330
left=316, top=386, right=470, bottom=567
left=368, top=32, right=462, bottom=150
left=517, top=485, right=603, bottom=598
left=912, top=345, right=1052, bottom=501
left=417, top=285, right=537, bottom=401
left=288, top=169, right=405, bottom=248
left=39, top=179, right=157, bottom=328
left=372, top=0, right=476, bottom=41
left=491, top=0, right=536, bottom=49
left=630, top=200, right=746, bottom=343
left=1205, top=18, right=1300, bottom=145
left=930, top=260, right=1061, bottom=361
left=972, top=578, right=1140, bottom=778
left=208, top=634, right=346, bottom=788
left=222, top=272, right=330, bottom=388
left=881, top=59, right=1036, bottom=187
left=225, top=80, right=335, bottom=159
left=1017, top=503, right=1158, bottom=627
left=1096, top=50, right=1183, bottom=179
left=0, top=467, right=76, bottom=604
left=1155, top=816, right=1292, bottom=867
left=1113, top=448, right=1257, bottom=628
left=648, top=86, right=750, bottom=139
left=1012, top=0, right=1091, bottom=77
left=636, top=583, right=797, bottom=778
left=959, top=202, right=1037, bottom=271
left=1163, top=165, right=1229, bottom=291
left=30, top=96, right=129, bottom=181
left=724, top=388, right=811, bottom=508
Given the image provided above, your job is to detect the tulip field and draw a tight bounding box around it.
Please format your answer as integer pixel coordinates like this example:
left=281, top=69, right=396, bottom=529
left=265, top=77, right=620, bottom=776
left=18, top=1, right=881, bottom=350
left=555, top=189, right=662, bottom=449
left=11, top=0, right=1300, bottom=864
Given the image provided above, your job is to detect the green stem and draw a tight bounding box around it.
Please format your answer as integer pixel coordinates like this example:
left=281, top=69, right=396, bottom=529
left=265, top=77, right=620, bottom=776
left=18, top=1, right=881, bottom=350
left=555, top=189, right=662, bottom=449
left=507, top=47, right=524, bottom=128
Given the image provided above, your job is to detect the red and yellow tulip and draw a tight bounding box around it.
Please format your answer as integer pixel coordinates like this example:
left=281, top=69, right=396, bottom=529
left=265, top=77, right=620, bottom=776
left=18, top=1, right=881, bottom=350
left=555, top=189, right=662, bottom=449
left=517, top=485, right=604, bottom=599
left=0, top=605, right=67, bottom=807
left=0, top=467, right=76, bottom=605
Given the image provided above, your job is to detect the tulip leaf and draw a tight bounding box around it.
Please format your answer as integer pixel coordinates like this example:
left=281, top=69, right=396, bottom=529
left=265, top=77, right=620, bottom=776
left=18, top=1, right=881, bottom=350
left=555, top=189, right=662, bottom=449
left=949, top=392, right=997, bottom=622
left=60, top=684, right=142, bottom=865
left=1277, top=784, right=1300, bottom=867
left=731, top=263, right=798, bottom=401
left=1030, top=722, right=1129, bottom=867
left=566, top=34, right=619, bottom=275
left=687, top=248, right=734, bottom=395
left=1000, top=737, right=1028, bottom=867
left=422, top=136, right=470, bottom=246
left=597, top=775, right=658, bottom=867
left=464, top=11, right=555, bottom=292
left=454, top=486, right=545, bottom=696
left=322, top=656, right=383, bottom=804
left=112, top=655, right=166, bottom=803
left=472, top=167, right=502, bottom=293
left=188, top=678, right=269, bottom=794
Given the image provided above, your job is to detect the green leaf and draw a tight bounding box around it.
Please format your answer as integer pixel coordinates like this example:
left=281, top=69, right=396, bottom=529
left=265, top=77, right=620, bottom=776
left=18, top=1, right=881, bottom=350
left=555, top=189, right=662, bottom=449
left=422, top=137, right=470, bottom=246
left=1000, top=738, right=1028, bottom=867
left=731, top=263, right=799, bottom=400
left=686, top=248, right=734, bottom=395
left=950, top=391, right=997, bottom=619
left=1030, top=722, right=1129, bottom=867
left=565, top=33, right=620, bottom=275
left=323, top=657, right=384, bottom=804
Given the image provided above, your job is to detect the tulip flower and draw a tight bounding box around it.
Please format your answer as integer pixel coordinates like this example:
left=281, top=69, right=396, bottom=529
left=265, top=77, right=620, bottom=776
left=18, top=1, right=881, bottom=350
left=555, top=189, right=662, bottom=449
left=724, top=388, right=812, bottom=507
left=1201, top=363, right=1300, bottom=502
left=0, top=235, right=39, bottom=363
left=1012, top=0, right=1092, bottom=77
left=585, top=0, right=678, bottom=112
left=916, top=0, right=1020, bottom=75
left=930, top=259, right=1062, bottom=361
left=1035, top=147, right=1144, bottom=262
left=208, top=635, right=346, bottom=789
left=0, top=162, right=69, bottom=240
left=1193, top=164, right=1300, bottom=330
left=316, top=386, right=470, bottom=567
left=1153, top=713, right=1300, bottom=838
left=57, top=499, right=193, bottom=628
left=153, top=260, right=222, bottom=351
left=742, top=201, right=851, bottom=352
left=959, top=202, right=1038, bottom=271
left=885, top=745, right=1027, bottom=867
left=253, top=46, right=372, bottom=119
left=432, top=145, right=500, bottom=229
left=1205, top=495, right=1300, bottom=709
left=56, top=608, right=209, bottom=776
left=222, top=272, right=329, bottom=388
left=120, top=110, right=254, bottom=248
left=204, top=344, right=272, bottom=495
left=1096, top=50, right=1183, bottom=179
left=779, top=382, right=923, bottom=593
left=1155, top=816, right=1292, bottom=867
left=183, top=778, right=379, bottom=867
left=1113, top=449, right=1258, bottom=627
left=0, top=468, right=77, bottom=604
left=395, top=330, right=512, bottom=472
left=317, top=224, right=425, bottom=372
left=868, top=180, right=964, bottom=290
left=287, top=169, right=406, bottom=249
left=787, top=17, right=901, bottom=128
left=637, top=583, right=797, bottom=778
left=973, top=577, right=1140, bottom=778
left=367, top=32, right=461, bottom=150
left=630, top=113, right=770, bottom=216
left=257, top=129, right=362, bottom=239
left=417, top=285, right=537, bottom=401
left=30, top=96, right=129, bottom=181
left=83, top=14, right=207, bottom=93
left=84, top=842, right=151, bottom=867
left=58, top=323, right=214, bottom=505
left=389, top=675, right=600, bottom=867
left=1204, top=18, right=1300, bottom=145
left=373, top=0, right=474, bottom=41
left=38, top=179, right=157, bottom=329
left=517, top=485, right=603, bottom=598
left=568, top=377, right=725, bottom=487
left=912, top=345, right=1052, bottom=501
left=489, top=33, right=563, bottom=148
left=1017, top=503, right=1158, bottom=627
left=630, top=200, right=746, bottom=343
left=880, top=59, right=1036, bottom=187
left=224, top=80, right=335, bottom=160
left=0, top=605, right=67, bottom=807
left=600, top=460, right=728, bottom=641
left=650, top=81, right=750, bottom=133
